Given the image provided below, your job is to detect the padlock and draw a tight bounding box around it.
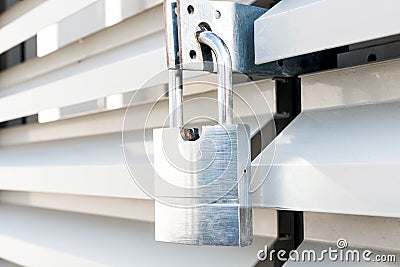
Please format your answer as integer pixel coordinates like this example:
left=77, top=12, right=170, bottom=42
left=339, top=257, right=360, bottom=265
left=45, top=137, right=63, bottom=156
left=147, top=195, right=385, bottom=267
left=153, top=30, right=252, bottom=247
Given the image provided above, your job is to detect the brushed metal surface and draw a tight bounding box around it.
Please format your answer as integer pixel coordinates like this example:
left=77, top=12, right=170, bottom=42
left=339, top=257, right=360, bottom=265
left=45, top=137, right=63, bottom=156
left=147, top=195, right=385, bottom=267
left=176, top=0, right=266, bottom=73
left=155, top=202, right=252, bottom=247
left=154, top=125, right=250, bottom=198
left=196, top=31, right=233, bottom=125
left=154, top=124, right=252, bottom=246
left=164, top=0, right=180, bottom=69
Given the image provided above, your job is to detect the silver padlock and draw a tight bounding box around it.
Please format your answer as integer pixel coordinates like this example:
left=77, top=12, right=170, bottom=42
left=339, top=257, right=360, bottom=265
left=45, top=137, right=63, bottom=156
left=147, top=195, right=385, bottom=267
left=153, top=30, right=252, bottom=247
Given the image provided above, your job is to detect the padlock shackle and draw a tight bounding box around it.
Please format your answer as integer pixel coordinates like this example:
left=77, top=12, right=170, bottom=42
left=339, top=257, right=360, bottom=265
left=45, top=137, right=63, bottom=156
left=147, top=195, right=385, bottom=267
left=196, top=31, right=233, bottom=125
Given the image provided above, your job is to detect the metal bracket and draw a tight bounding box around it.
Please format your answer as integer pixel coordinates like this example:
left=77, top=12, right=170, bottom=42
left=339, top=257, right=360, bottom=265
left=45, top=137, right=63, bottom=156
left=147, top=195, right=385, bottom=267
left=166, top=0, right=267, bottom=74
left=165, top=0, right=340, bottom=77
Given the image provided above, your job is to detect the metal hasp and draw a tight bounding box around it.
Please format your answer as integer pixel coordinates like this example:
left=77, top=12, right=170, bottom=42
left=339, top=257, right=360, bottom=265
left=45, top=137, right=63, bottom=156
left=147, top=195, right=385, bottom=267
left=170, top=0, right=267, bottom=74
left=165, top=0, right=336, bottom=77
left=153, top=0, right=252, bottom=247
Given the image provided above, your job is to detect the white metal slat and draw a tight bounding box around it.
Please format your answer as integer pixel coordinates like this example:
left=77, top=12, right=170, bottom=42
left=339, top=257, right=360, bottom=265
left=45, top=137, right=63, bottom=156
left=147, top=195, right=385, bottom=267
left=254, top=102, right=400, bottom=216
left=0, top=39, right=166, bottom=123
left=0, top=192, right=156, bottom=222
left=301, top=59, right=400, bottom=110
left=0, top=204, right=274, bottom=267
left=0, top=0, right=46, bottom=28
left=0, top=132, right=149, bottom=199
left=255, top=0, right=400, bottom=64
left=0, top=259, right=22, bottom=267
left=36, top=0, right=163, bottom=56
left=0, top=0, right=99, bottom=54
left=252, top=59, right=400, bottom=217
left=0, top=5, right=164, bottom=90
left=0, top=191, right=277, bottom=237
left=0, top=6, right=166, bottom=123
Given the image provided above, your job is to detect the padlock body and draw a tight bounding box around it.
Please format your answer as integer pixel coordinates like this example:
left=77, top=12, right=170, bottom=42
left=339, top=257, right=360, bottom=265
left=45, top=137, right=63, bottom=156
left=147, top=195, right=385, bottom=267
left=153, top=124, right=252, bottom=246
